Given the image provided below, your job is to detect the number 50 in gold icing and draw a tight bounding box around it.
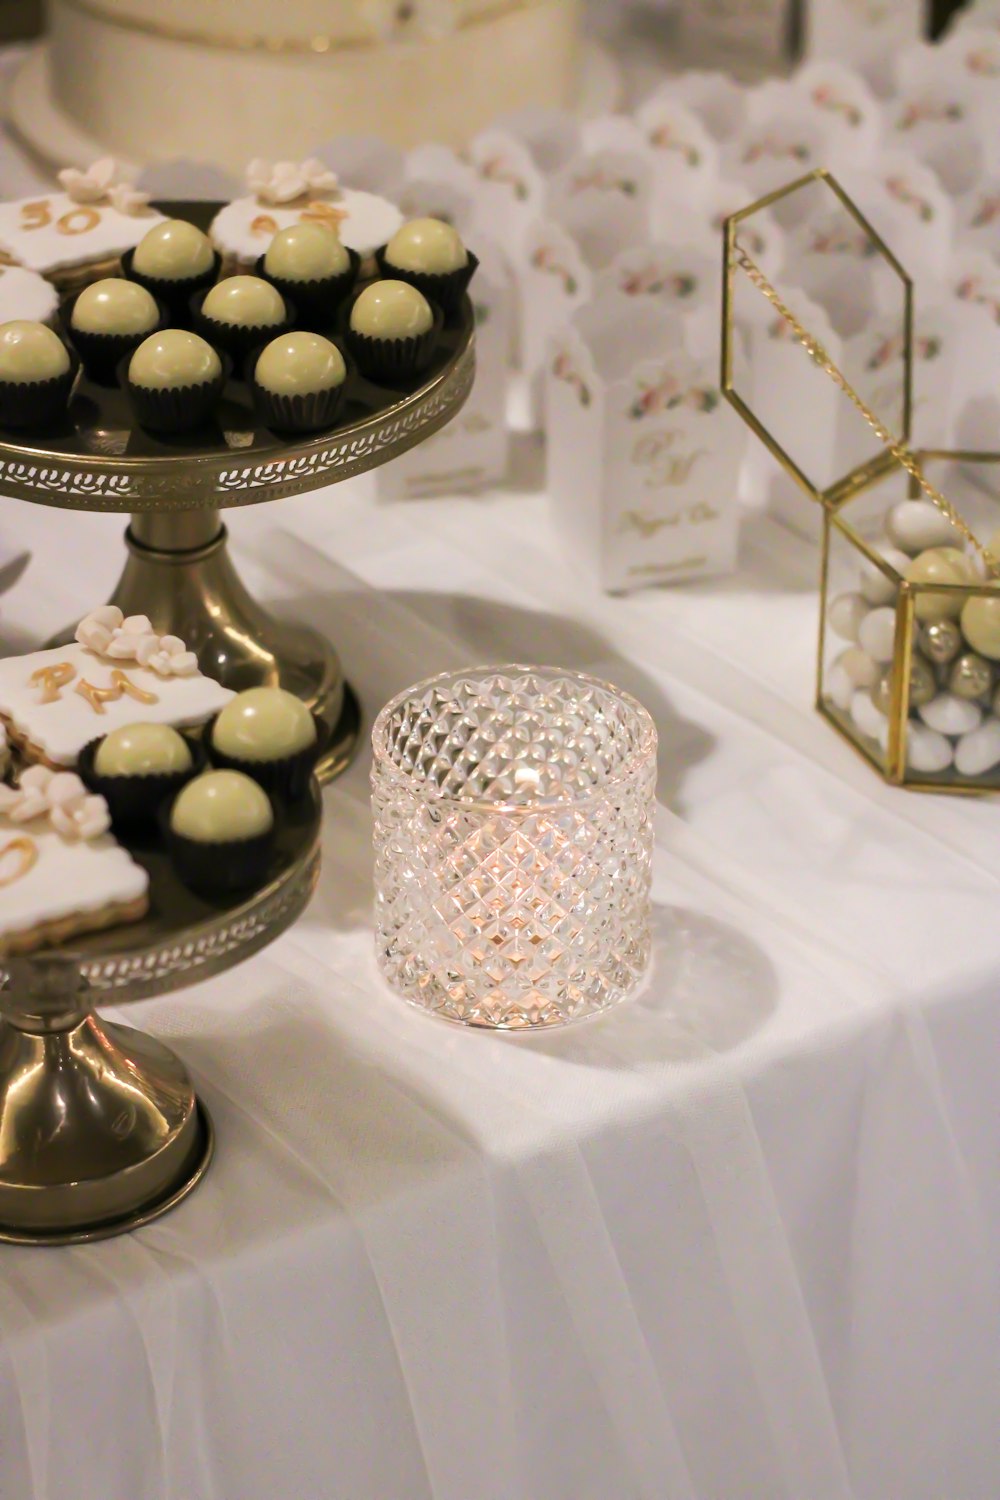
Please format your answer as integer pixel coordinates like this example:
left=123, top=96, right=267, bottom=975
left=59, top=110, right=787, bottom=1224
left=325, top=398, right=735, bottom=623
left=29, top=663, right=159, bottom=712
left=20, top=201, right=102, bottom=236
left=0, top=836, right=37, bottom=888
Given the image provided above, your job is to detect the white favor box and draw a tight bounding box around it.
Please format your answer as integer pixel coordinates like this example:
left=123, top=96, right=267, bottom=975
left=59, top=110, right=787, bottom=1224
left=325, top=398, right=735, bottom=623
left=518, top=148, right=654, bottom=425
left=547, top=296, right=744, bottom=593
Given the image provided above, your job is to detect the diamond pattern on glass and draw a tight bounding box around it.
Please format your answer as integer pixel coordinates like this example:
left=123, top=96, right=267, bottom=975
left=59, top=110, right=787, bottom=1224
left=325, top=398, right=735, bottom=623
left=372, top=667, right=656, bottom=1029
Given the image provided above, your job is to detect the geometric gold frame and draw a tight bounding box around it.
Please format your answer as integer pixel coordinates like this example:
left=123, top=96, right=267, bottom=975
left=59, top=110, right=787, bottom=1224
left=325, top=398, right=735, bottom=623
left=722, top=169, right=1000, bottom=795
left=722, top=167, right=913, bottom=511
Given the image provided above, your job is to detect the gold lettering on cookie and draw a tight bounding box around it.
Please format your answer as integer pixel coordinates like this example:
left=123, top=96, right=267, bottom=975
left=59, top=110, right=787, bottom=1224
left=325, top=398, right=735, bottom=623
left=300, top=201, right=347, bottom=230
left=30, top=662, right=76, bottom=703
left=75, top=670, right=159, bottom=715
left=20, top=200, right=52, bottom=231
left=0, top=836, right=37, bottom=888
left=57, top=208, right=101, bottom=236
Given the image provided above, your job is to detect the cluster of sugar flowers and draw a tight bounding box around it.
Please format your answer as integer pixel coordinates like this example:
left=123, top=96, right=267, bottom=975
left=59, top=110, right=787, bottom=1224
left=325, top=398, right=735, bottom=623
left=0, top=766, right=110, bottom=841
left=246, top=158, right=340, bottom=206
left=57, top=157, right=151, bottom=216
left=75, top=606, right=199, bottom=678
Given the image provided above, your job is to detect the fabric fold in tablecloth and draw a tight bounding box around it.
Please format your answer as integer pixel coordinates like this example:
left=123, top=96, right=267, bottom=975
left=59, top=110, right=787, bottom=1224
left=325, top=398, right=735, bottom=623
left=0, top=492, right=998, bottom=1498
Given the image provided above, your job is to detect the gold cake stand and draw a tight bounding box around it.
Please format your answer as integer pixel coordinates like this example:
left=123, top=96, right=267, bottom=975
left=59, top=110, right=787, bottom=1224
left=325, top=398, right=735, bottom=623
left=0, top=786, right=322, bottom=1244
left=0, top=200, right=476, bottom=783
left=0, top=203, right=475, bottom=1241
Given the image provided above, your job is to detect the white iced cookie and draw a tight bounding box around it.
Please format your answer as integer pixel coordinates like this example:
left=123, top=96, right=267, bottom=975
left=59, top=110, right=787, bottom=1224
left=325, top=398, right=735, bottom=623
left=0, top=606, right=232, bottom=769
left=171, top=770, right=273, bottom=842
left=905, top=548, right=976, bottom=622
left=72, top=278, right=159, bottom=336
left=0, top=185, right=163, bottom=278
left=350, top=281, right=433, bottom=340
left=0, top=321, right=70, bottom=383
left=129, top=330, right=221, bottom=390
left=210, top=186, right=402, bottom=265
left=94, top=722, right=193, bottom=777
left=0, top=267, right=59, bottom=327
left=384, top=218, right=468, bottom=275
left=212, top=686, right=317, bottom=761
left=264, top=223, right=350, bottom=282
left=132, top=219, right=215, bottom=280
left=0, top=811, right=149, bottom=951
left=202, top=275, right=287, bottom=328
left=254, top=333, right=346, bottom=396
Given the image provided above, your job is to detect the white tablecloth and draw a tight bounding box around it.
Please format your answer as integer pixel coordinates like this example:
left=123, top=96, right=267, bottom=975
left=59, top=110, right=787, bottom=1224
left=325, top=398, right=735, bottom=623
left=1, top=465, right=1000, bottom=1500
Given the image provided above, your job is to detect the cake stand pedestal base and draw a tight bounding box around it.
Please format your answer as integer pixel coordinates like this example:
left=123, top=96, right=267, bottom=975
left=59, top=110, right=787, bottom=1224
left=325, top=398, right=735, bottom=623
left=0, top=967, right=212, bottom=1244
left=50, top=508, right=359, bottom=784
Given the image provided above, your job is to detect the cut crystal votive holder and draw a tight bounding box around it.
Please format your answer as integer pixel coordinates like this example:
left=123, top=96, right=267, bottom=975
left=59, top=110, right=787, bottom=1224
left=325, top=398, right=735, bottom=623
left=371, top=665, right=658, bottom=1029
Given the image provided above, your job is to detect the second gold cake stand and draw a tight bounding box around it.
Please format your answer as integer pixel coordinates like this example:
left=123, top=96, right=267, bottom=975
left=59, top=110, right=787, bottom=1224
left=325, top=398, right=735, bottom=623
left=0, top=787, right=323, bottom=1245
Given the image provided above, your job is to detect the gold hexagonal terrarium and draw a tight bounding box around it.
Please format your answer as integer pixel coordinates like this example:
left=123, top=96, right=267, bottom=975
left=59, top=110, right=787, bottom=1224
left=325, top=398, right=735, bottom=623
left=723, top=168, right=1000, bottom=794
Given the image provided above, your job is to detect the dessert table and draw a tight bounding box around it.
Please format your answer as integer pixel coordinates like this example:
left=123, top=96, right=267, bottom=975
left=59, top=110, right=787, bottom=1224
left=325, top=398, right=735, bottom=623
left=1, top=453, right=999, bottom=1500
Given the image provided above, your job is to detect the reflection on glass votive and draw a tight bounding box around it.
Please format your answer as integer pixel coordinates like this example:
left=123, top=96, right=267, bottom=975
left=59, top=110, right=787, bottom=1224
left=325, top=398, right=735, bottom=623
left=371, top=665, right=657, bottom=1029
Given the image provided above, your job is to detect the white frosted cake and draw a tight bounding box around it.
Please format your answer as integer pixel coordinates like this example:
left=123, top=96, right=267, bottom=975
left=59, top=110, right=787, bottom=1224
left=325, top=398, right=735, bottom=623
left=41, top=0, right=582, bottom=169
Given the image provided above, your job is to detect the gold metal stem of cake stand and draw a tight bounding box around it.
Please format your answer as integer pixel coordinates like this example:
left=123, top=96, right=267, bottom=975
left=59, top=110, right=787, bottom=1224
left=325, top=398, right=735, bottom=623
left=0, top=957, right=212, bottom=1244
left=52, top=508, right=359, bottom=783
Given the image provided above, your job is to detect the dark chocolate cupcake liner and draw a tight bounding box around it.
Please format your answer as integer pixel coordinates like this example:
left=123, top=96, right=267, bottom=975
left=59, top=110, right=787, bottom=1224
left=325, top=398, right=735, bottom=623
left=342, top=297, right=442, bottom=386
left=160, top=796, right=276, bottom=896
left=120, top=246, right=222, bottom=326
left=0, top=348, right=78, bottom=431
left=79, top=733, right=205, bottom=832
left=119, top=350, right=230, bottom=435
left=60, top=290, right=167, bottom=387
left=246, top=349, right=348, bottom=435
left=205, top=709, right=328, bottom=800
left=191, top=288, right=296, bottom=377
left=255, top=249, right=360, bottom=330
left=374, top=248, right=479, bottom=318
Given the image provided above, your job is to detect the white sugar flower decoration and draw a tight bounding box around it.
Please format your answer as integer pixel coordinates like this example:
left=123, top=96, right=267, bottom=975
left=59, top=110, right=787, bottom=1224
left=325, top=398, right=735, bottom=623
left=104, top=613, right=156, bottom=660
left=0, top=767, right=110, bottom=840
left=76, top=604, right=124, bottom=656
left=362, top=0, right=457, bottom=42
left=59, top=155, right=120, bottom=203
left=75, top=607, right=199, bottom=676
left=140, top=635, right=199, bottom=679
left=109, top=182, right=152, bottom=216
left=58, top=158, right=149, bottom=215
left=48, top=776, right=111, bottom=841
left=0, top=764, right=53, bottom=823
left=246, top=157, right=340, bottom=205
